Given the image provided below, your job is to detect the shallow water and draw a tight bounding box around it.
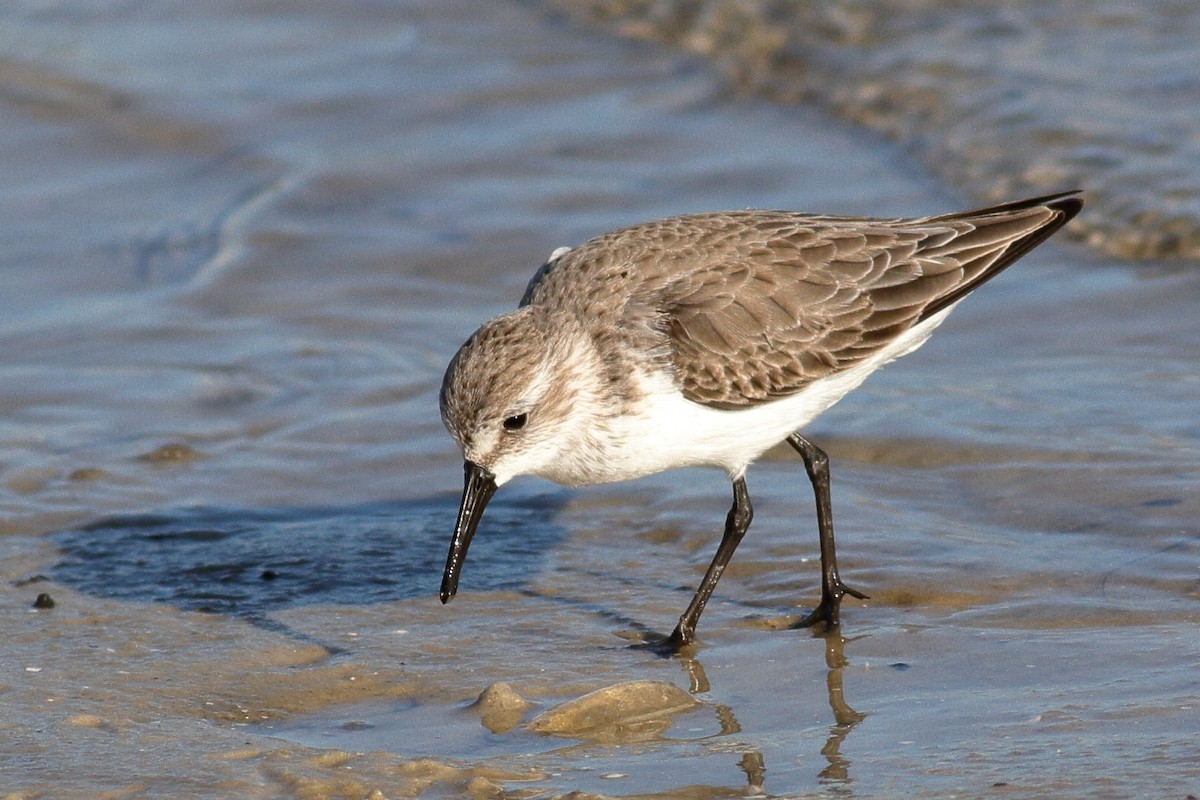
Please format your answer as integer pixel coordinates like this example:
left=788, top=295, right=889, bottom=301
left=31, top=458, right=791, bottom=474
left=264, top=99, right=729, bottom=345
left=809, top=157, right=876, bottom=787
left=551, top=0, right=1200, bottom=260
left=2, top=0, right=1198, bottom=798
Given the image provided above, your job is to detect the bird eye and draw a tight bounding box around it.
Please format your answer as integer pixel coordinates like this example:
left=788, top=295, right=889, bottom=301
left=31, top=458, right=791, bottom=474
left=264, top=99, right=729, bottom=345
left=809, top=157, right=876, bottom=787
left=502, top=413, right=528, bottom=432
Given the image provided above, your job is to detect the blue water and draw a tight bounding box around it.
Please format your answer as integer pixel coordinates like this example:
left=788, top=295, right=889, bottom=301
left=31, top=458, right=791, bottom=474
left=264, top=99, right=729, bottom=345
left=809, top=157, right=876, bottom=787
left=52, top=493, right=567, bottom=618
left=1, top=1, right=1197, bottom=798
left=551, top=0, right=1200, bottom=259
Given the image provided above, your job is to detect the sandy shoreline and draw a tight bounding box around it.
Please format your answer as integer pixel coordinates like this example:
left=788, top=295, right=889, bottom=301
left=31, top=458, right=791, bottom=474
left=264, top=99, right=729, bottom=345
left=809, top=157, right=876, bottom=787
left=3, top=0, right=1199, bottom=797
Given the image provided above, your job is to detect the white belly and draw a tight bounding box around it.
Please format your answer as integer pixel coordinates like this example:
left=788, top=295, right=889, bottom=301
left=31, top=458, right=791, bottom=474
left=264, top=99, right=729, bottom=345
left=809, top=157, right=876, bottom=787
left=538, top=306, right=955, bottom=485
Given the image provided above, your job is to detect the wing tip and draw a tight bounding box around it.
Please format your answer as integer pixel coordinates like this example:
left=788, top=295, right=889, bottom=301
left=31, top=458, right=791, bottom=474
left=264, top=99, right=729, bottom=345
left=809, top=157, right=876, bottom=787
left=935, top=189, right=1084, bottom=224
left=918, top=190, right=1083, bottom=321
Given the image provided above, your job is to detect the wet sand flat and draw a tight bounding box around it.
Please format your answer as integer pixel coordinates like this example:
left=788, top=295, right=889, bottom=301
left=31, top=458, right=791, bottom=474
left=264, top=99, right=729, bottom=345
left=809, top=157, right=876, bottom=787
left=2, top=0, right=1199, bottom=798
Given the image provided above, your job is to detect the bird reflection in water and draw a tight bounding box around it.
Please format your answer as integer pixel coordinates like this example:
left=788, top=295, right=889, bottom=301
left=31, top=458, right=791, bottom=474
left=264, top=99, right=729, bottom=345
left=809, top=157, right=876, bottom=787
left=673, top=629, right=866, bottom=794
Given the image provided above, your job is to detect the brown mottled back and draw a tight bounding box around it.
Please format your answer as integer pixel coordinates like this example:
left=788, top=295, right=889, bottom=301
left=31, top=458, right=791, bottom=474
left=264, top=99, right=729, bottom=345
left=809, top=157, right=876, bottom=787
left=521, top=193, right=1081, bottom=409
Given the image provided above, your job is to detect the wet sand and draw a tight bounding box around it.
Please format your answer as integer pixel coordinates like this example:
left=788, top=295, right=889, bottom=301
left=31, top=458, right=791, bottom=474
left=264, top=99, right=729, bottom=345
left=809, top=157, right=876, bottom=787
left=2, top=0, right=1199, bottom=798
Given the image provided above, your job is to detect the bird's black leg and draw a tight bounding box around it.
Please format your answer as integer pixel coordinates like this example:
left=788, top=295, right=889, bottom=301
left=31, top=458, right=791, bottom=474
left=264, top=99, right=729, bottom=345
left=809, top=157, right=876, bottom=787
left=787, top=433, right=868, bottom=629
left=668, top=476, right=753, bottom=650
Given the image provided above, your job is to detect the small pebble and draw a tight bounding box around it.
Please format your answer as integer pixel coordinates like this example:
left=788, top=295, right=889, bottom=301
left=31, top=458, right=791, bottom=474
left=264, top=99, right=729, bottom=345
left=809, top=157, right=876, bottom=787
left=472, top=682, right=531, bottom=734
left=137, top=442, right=202, bottom=463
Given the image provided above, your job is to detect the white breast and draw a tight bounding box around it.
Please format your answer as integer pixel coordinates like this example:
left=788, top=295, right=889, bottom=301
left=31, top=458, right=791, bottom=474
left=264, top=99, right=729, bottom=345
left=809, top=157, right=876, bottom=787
left=542, top=305, right=956, bottom=485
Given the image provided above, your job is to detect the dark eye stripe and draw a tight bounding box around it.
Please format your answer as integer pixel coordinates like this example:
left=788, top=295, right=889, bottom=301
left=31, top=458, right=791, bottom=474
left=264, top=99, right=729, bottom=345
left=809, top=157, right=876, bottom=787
left=503, top=413, right=528, bottom=432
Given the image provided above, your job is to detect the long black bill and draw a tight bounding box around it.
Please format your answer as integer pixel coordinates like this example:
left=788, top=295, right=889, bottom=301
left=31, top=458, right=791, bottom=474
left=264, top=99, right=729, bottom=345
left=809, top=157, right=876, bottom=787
left=440, top=460, right=498, bottom=603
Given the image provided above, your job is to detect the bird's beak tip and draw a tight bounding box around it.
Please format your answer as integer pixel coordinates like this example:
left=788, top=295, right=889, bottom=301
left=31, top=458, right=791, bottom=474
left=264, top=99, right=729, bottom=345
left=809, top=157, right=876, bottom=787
left=439, top=461, right=498, bottom=604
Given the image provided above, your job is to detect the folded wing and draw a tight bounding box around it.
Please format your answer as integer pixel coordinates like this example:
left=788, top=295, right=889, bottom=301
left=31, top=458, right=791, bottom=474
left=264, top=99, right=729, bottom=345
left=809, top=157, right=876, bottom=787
left=664, top=192, right=1082, bottom=409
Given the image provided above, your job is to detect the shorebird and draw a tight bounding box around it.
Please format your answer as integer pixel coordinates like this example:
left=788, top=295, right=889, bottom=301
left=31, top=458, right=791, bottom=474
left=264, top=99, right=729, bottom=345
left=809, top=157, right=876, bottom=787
left=438, top=191, right=1082, bottom=648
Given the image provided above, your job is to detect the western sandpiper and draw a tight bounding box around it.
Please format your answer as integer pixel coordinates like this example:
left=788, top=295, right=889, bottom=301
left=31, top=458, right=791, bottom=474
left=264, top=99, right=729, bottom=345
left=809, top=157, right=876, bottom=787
left=439, top=191, right=1082, bottom=648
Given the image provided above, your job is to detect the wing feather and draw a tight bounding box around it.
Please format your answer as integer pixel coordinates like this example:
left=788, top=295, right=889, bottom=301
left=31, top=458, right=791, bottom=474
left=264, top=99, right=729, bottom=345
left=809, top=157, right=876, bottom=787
left=520, top=192, right=1082, bottom=410
left=664, top=193, right=1082, bottom=408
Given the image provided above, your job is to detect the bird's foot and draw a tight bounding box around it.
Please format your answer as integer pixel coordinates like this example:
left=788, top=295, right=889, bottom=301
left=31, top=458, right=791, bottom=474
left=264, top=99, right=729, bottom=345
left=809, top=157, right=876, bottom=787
left=793, top=582, right=869, bottom=630
left=665, top=624, right=696, bottom=654
left=626, top=625, right=696, bottom=657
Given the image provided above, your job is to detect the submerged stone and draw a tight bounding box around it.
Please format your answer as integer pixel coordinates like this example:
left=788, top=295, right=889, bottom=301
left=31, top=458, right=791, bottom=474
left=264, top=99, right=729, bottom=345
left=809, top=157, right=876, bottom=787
left=529, top=680, right=698, bottom=743
left=471, top=681, right=531, bottom=734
